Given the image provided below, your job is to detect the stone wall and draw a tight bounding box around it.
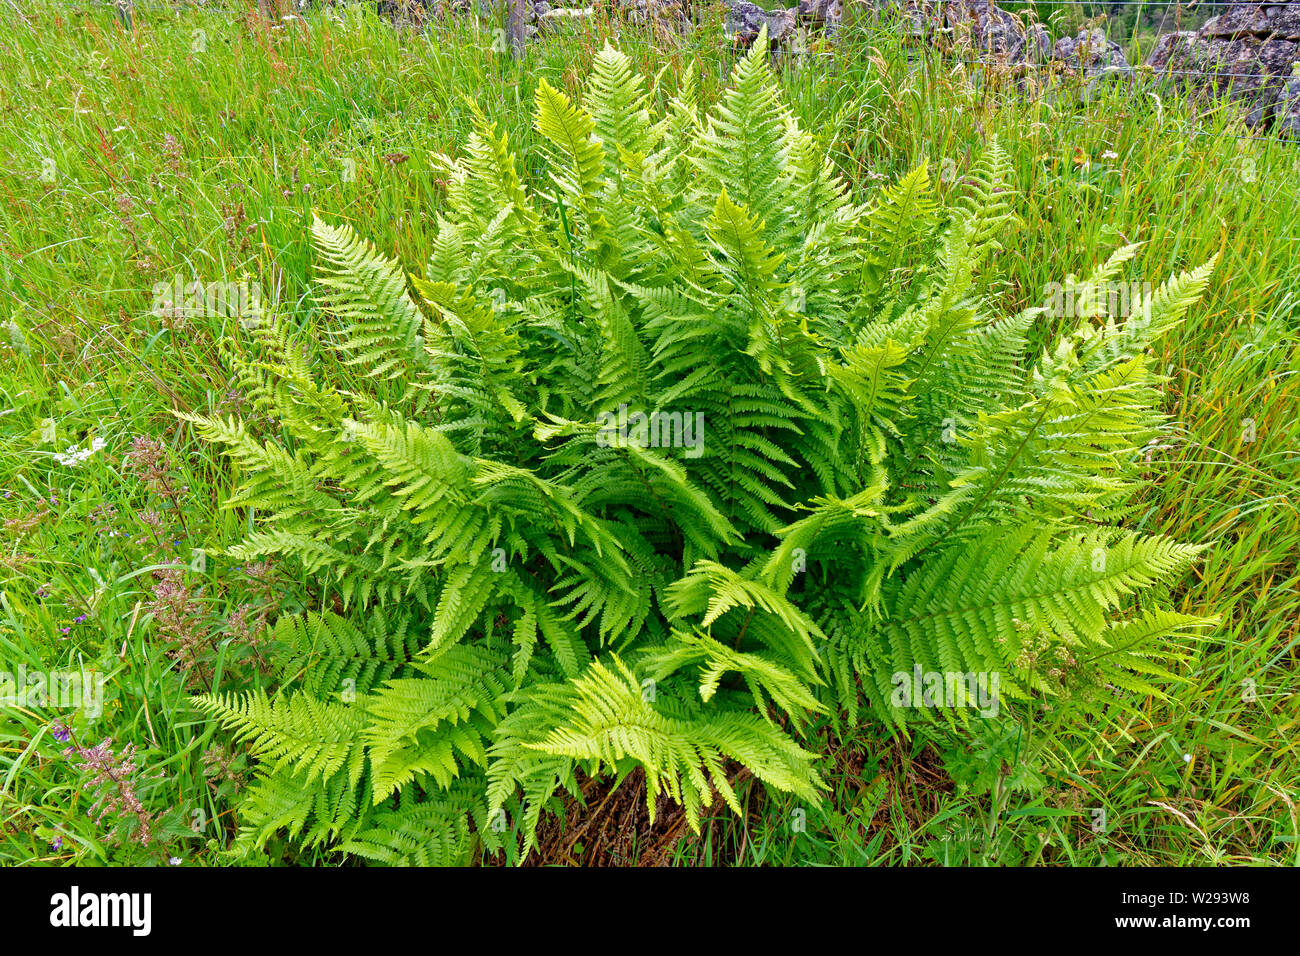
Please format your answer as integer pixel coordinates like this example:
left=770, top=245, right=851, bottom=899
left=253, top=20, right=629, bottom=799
left=366, top=0, right=1300, bottom=137
left=734, top=0, right=1300, bottom=137
left=1147, top=3, right=1300, bottom=134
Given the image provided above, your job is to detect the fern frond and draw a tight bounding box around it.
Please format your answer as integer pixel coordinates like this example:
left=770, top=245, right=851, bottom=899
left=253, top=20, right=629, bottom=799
left=312, top=216, right=430, bottom=381
left=524, top=657, right=823, bottom=829
left=198, top=691, right=367, bottom=787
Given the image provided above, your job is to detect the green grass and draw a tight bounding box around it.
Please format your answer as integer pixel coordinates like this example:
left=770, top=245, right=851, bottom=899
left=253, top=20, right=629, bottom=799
left=0, top=0, right=1296, bottom=866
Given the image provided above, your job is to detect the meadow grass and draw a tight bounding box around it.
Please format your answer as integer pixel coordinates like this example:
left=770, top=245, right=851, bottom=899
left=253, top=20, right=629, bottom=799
left=0, top=0, right=1295, bottom=865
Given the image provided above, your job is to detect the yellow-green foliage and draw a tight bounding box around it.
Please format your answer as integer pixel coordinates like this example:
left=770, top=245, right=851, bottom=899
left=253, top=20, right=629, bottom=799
left=190, top=30, right=1215, bottom=864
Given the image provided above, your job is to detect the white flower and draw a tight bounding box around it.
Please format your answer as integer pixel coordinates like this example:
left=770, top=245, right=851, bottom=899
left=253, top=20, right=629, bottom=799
left=52, top=437, right=106, bottom=467
left=1101, top=150, right=1119, bottom=161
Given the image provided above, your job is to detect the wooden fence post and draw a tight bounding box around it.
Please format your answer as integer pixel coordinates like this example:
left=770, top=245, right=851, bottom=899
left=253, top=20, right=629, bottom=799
left=507, top=0, right=526, bottom=59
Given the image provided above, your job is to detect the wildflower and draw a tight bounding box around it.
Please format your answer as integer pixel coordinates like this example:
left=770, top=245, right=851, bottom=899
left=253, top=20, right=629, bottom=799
left=225, top=602, right=272, bottom=673
left=123, top=436, right=172, bottom=492
left=63, top=738, right=155, bottom=846
left=162, top=134, right=182, bottom=173
left=53, top=437, right=106, bottom=467
left=5, top=508, right=46, bottom=534
left=50, top=836, right=63, bottom=851
left=225, top=603, right=259, bottom=645
left=146, top=567, right=211, bottom=686
left=168, top=856, right=181, bottom=866
left=221, top=202, right=250, bottom=256
left=89, top=503, right=118, bottom=524
left=51, top=721, right=71, bottom=743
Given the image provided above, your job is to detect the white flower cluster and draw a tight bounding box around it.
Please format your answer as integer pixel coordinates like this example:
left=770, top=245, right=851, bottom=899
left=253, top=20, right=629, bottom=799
left=53, top=436, right=106, bottom=467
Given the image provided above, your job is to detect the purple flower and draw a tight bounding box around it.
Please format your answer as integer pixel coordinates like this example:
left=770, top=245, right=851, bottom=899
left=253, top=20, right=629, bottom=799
left=74, top=615, right=87, bottom=624
left=51, top=722, right=71, bottom=743
left=50, top=836, right=63, bottom=850
left=65, top=737, right=155, bottom=846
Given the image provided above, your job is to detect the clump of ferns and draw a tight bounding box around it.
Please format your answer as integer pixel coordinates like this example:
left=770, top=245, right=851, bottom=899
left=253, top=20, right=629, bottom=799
left=187, top=29, right=1216, bottom=864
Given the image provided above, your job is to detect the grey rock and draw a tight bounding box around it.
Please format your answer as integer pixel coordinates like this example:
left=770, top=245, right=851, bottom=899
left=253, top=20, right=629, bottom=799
left=944, top=0, right=1049, bottom=64
left=1200, top=8, right=1273, bottom=39
left=796, top=0, right=841, bottom=24
left=726, top=0, right=772, bottom=43
left=1278, top=74, right=1300, bottom=137
left=1202, top=4, right=1300, bottom=40
left=428, top=0, right=1300, bottom=141
left=1025, top=22, right=1051, bottom=63
left=767, top=7, right=798, bottom=44
left=883, top=0, right=934, bottom=41
left=1145, top=3, right=1300, bottom=131
left=1274, top=4, right=1300, bottom=41
left=1147, top=30, right=1198, bottom=74
left=537, top=4, right=592, bottom=29
left=725, top=0, right=800, bottom=48
left=1051, top=28, right=1132, bottom=78
left=620, top=0, right=687, bottom=29
left=1260, top=36, right=1299, bottom=74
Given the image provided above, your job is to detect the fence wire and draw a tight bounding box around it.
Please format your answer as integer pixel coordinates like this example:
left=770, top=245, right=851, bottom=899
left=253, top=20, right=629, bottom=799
left=507, top=0, right=1299, bottom=145
left=42, top=0, right=1300, bottom=144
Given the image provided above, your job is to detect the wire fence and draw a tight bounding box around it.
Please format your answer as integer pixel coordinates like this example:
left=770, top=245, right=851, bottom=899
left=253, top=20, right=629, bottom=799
left=529, top=0, right=1300, bottom=144
left=40, top=0, right=1300, bottom=144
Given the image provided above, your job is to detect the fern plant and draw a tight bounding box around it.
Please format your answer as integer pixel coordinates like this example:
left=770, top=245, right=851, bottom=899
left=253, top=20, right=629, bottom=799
left=187, top=28, right=1215, bottom=864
